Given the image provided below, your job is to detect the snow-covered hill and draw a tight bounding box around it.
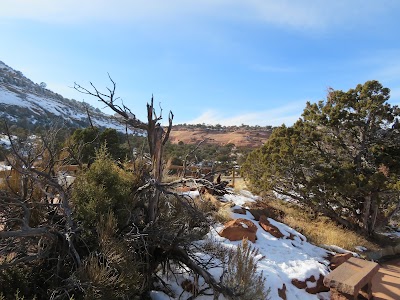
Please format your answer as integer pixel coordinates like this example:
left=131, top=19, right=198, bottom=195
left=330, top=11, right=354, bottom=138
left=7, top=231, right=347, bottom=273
left=0, top=60, right=125, bottom=131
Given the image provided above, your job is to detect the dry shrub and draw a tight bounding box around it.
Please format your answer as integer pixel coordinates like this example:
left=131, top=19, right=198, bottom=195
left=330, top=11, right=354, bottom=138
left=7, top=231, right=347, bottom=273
left=213, top=205, right=233, bottom=224
left=223, top=239, right=270, bottom=300
left=193, top=192, right=233, bottom=223
left=193, top=196, right=217, bottom=215
left=202, top=238, right=229, bottom=263
left=78, top=212, right=141, bottom=299
left=232, top=177, right=248, bottom=192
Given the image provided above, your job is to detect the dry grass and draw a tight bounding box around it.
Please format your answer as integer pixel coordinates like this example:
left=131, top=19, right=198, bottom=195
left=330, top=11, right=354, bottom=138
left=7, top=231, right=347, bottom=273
left=259, top=197, right=381, bottom=252
left=220, top=175, right=248, bottom=192
left=213, top=204, right=233, bottom=224
left=195, top=192, right=233, bottom=223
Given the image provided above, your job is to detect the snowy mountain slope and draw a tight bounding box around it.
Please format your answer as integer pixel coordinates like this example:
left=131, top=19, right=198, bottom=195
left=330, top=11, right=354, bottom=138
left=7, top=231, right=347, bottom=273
left=0, top=60, right=126, bottom=131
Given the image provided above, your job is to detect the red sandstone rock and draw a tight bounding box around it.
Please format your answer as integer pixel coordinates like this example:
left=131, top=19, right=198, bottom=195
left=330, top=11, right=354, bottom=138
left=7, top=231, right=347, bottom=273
left=330, top=252, right=353, bottom=270
left=259, top=215, right=284, bottom=238
left=307, top=275, right=316, bottom=282
left=292, top=274, right=330, bottom=294
left=232, top=207, right=247, bottom=215
left=278, top=283, right=287, bottom=300
left=306, top=274, right=330, bottom=294
left=219, top=218, right=257, bottom=243
left=291, top=278, right=307, bottom=289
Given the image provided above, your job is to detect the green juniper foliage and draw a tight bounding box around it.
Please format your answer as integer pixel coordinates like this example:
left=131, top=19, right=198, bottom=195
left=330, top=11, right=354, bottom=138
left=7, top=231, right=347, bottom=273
left=242, top=80, right=400, bottom=235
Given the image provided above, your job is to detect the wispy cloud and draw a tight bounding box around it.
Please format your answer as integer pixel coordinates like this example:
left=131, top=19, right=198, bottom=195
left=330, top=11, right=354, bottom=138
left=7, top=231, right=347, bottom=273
left=185, top=100, right=307, bottom=127
left=375, top=62, right=400, bottom=83
left=1, top=0, right=396, bottom=31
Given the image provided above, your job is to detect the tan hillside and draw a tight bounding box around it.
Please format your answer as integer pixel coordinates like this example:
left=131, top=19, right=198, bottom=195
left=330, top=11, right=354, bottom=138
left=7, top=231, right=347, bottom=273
left=169, top=125, right=272, bottom=148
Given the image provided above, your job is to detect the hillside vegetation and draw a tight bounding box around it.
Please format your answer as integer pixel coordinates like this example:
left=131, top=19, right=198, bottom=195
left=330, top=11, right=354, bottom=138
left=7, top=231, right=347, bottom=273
left=242, top=80, right=400, bottom=236
left=169, top=124, right=272, bottom=148
left=1, top=69, right=400, bottom=300
left=0, top=60, right=123, bottom=131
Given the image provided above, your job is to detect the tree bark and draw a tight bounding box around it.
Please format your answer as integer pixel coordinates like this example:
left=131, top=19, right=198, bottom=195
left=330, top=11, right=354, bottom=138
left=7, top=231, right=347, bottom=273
left=362, top=193, right=372, bottom=234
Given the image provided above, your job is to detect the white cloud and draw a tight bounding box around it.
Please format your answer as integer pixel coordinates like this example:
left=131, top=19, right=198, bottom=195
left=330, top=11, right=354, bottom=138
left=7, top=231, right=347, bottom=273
left=1, top=0, right=396, bottom=31
left=185, top=100, right=307, bottom=127
left=0, top=0, right=226, bottom=24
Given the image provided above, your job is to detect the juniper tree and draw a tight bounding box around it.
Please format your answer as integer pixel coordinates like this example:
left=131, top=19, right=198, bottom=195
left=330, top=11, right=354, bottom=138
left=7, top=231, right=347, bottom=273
left=242, top=80, right=400, bottom=235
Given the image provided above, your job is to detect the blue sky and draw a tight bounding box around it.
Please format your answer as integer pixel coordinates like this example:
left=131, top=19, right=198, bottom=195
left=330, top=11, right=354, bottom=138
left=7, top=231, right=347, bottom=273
left=1, top=0, right=400, bottom=126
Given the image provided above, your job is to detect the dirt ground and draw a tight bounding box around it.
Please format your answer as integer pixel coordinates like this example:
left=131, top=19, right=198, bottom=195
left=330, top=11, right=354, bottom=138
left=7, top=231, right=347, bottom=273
left=169, top=128, right=271, bottom=148
left=372, top=258, right=400, bottom=300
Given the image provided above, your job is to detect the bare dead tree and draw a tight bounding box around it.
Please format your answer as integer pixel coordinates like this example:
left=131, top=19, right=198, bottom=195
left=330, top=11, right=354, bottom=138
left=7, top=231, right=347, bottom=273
left=182, top=138, right=207, bottom=178
left=74, top=76, right=173, bottom=223
left=84, top=104, right=94, bottom=129
left=0, top=122, right=81, bottom=268
left=72, top=76, right=243, bottom=299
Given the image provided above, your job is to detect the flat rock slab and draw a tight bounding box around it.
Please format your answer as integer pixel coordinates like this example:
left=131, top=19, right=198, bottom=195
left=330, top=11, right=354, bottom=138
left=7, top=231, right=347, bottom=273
left=324, top=257, right=379, bottom=297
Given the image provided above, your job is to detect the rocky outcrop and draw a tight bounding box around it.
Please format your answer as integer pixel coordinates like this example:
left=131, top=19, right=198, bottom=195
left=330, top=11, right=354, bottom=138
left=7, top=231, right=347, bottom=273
left=219, top=218, right=257, bottom=242
left=291, top=274, right=329, bottom=294
left=259, top=215, right=284, bottom=238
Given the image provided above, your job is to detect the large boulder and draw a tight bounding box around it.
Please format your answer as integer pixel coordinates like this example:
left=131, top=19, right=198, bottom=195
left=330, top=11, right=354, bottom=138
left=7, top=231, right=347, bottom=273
left=219, top=218, right=257, bottom=243
left=259, top=215, right=284, bottom=238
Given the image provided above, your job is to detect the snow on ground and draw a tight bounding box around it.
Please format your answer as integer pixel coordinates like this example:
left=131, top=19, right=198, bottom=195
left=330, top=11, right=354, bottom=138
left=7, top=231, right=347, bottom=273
left=0, top=164, right=11, bottom=171
left=0, top=86, right=34, bottom=108
left=222, top=189, right=258, bottom=206
left=0, top=84, right=125, bottom=131
left=151, top=190, right=332, bottom=300
left=0, top=135, right=11, bottom=148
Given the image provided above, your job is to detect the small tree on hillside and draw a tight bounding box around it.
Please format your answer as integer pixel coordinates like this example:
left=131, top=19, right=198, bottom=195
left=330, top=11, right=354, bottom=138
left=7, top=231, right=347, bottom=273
left=242, top=80, right=400, bottom=235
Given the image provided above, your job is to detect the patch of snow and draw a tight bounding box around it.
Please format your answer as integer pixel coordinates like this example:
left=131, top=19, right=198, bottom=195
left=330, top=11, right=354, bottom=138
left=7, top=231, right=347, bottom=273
left=380, top=231, right=400, bottom=238
left=0, top=136, right=11, bottom=147
left=273, top=190, right=299, bottom=203
left=240, top=222, right=248, bottom=228
left=320, top=244, right=358, bottom=257
left=223, top=190, right=257, bottom=206
left=239, top=189, right=260, bottom=200
left=152, top=190, right=331, bottom=300
left=149, top=291, right=171, bottom=300
left=355, top=246, right=368, bottom=252
left=0, top=86, right=34, bottom=109
left=183, top=190, right=200, bottom=199
left=0, top=164, right=11, bottom=171
left=0, top=84, right=128, bottom=132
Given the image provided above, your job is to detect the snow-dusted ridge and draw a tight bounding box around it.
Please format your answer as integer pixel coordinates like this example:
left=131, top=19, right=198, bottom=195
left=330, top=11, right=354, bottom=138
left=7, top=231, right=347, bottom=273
left=0, top=60, right=130, bottom=132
